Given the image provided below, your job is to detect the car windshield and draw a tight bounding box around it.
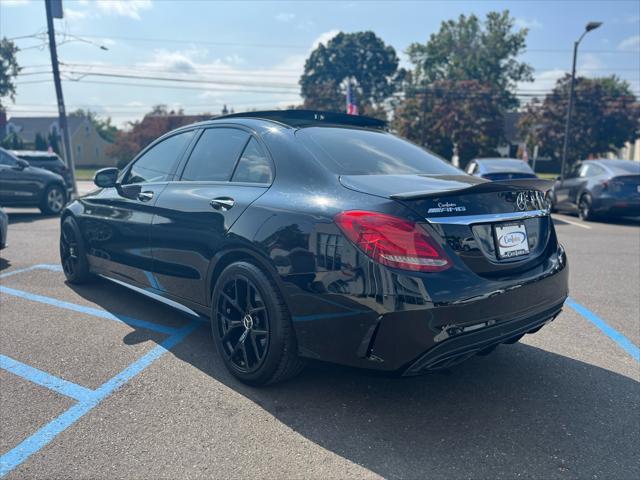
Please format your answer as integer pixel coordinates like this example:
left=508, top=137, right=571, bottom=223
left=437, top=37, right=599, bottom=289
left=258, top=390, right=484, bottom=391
left=599, top=160, right=640, bottom=175
left=478, top=159, right=534, bottom=173
left=296, top=127, right=461, bottom=175
left=17, top=155, right=58, bottom=162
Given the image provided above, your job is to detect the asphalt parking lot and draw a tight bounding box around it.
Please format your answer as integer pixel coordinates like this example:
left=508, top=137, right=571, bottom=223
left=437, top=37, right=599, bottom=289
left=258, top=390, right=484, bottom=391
left=1, top=193, right=639, bottom=479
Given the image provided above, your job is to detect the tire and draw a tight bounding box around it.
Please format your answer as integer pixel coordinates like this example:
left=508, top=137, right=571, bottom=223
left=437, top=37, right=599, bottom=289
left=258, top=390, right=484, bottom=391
left=578, top=193, right=595, bottom=221
left=40, top=184, right=66, bottom=215
left=59, top=216, right=94, bottom=284
left=211, top=261, right=305, bottom=386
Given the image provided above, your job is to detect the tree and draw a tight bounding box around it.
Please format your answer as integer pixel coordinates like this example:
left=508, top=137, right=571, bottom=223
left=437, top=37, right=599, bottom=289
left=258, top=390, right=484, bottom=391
left=300, top=31, right=400, bottom=115
left=34, top=132, right=48, bottom=151
left=519, top=75, right=639, bottom=163
left=48, top=132, right=61, bottom=155
left=1, top=132, right=24, bottom=150
left=0, top=38, right=21, bottom=109
left=396, top=10, right=531, bottom=165
left=406, top=10, right=532, bottom=111
left=70, top=109, right=118, bottom=143
left=106, top=107, right=207, bottom=167
left=394, top=80, right=503, bottom=162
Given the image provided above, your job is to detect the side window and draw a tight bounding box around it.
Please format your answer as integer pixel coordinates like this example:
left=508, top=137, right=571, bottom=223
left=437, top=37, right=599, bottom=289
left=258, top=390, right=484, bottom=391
left=0, top=151, right=17, bottom=166
left=123, top=130, right=194, bottom=185
left=181, top=128, right=249, bottom=182
left=232, top=138, right=273, bottom=184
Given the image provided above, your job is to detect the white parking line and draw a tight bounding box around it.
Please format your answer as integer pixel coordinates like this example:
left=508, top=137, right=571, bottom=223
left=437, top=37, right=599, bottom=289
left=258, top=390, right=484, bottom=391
left=552, top=214, right=592, bottom=229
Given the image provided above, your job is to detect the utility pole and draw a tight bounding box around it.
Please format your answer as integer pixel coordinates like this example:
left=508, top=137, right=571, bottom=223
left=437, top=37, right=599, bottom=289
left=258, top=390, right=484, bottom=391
left=45, top=0, right=77, bottom=195
left=559, top=21, right=602, bottom=184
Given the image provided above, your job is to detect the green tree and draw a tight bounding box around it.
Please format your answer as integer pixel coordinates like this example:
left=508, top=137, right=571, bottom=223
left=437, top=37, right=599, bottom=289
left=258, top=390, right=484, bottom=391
left=406, top=10, right=532, bottom=111
left=34, top=132, right=48, bottom=151
left=70, top=109, right=118, bottom=143
left=394, top=80, right=503, bottom=162
left=519, top=75, right=639, bottom=163
left=1, top=132, right=24, bottom=150
left=47, top=132, right=60, bottom=154
left=396, top=10, right=531, bottom=165
left=300, top=31, right=400, bottom=114
left=0, top=38, right=21, bottom=109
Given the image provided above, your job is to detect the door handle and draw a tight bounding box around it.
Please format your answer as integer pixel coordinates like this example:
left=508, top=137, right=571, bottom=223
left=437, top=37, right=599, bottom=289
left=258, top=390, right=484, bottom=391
left=210, top=197, right=235, bottom=211
left=138, top=191, right=154, bottom=202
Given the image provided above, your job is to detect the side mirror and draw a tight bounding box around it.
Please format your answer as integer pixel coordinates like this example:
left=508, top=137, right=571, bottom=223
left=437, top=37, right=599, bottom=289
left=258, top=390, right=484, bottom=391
left=94, top=167, right=119, bottom=188
left=13, top=158, right=29, bottom=170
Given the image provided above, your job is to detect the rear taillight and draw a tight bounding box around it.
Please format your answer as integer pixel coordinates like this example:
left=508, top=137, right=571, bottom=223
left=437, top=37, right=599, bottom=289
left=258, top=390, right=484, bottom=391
left=334, top=211, right=451, bottom=272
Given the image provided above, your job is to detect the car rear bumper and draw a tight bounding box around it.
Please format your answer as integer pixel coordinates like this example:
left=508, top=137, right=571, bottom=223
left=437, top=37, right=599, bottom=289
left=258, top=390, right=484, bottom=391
left=290, top=245, right=569, bottom=372
left=593, top=195, right=640, bottom=217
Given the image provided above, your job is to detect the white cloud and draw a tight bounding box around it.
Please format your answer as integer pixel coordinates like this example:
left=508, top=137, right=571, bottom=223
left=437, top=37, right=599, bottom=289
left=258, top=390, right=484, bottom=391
left=579, top=53, right=605, bottom=73
left=311, top=29, right=340, bottom=50
left=0, top=0, right=29, bottom=6
left=518, top=68, right=566, bottom=99
left=95, top=0, right=152, bottom=20
left=64, top=8, right=90, bottom=21
left=60, top=0, right=152, bottom=21
left=515, top=18, right=543, bottom=30
left=275, top=12, right=296, bottom=22
left=618, top=35, right=640, bottom=51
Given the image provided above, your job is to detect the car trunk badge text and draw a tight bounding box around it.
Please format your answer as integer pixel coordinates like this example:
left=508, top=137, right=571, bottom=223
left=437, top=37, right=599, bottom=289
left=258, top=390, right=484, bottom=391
left=428, top=202, right=467, bottom=214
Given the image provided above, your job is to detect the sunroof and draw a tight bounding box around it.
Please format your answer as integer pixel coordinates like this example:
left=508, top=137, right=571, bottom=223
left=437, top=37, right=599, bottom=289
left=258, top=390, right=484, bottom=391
left=214, top=109, right=387, bottom=129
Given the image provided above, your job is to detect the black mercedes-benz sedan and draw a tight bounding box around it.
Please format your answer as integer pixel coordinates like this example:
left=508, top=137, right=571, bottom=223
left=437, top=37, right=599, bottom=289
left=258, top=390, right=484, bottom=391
left=59, top=110, right=568, bottom=385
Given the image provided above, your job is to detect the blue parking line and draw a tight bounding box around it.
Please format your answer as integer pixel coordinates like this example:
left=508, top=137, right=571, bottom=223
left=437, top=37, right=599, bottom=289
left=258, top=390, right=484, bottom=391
left=567, top=297, right=640, bottom=363
left=0, top=322, right=200, bottom=477
left=0, top=264, right=62, bottom=280
left=0, top=355, right=93, bottom=402
left=0, top=286, right=178, bottom=335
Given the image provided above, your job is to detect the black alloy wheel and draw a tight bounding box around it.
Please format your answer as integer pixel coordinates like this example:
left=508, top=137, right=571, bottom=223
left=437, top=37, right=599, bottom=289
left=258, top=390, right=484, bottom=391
left=59, top=217, right=93, bottom=284
left=216, top=274, right=270, bottom=373
left=211, top=261, right=305, bottom=385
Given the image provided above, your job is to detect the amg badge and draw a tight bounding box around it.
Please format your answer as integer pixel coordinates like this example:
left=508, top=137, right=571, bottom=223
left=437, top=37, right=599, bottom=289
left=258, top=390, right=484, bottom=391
left=428, top=202, right=467, bottom=214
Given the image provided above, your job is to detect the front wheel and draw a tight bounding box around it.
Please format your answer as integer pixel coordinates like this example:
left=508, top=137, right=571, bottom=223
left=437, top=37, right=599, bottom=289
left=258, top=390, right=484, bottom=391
left=60, top=216, right=93, bottom=284
left=40, top=184, right=66, bottom=215
left=211, top=261, right=305, bottom=386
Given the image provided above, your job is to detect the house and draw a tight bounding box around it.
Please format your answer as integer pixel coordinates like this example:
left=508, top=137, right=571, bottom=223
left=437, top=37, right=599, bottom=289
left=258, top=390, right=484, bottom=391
left=4, top=115, right=115, bottom=167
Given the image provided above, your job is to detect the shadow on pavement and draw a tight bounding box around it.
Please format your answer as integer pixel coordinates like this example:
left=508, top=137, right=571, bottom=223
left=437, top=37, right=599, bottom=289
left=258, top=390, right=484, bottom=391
left=7, top=211, right=57, bottom=225
left=66, top=276, right=640, bottom=480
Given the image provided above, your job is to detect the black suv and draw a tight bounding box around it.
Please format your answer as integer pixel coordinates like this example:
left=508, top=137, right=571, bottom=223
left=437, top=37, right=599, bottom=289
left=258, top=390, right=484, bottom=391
left=11, top=150, right=73, bottom=194
left=0, top=147, right=68, bottom=215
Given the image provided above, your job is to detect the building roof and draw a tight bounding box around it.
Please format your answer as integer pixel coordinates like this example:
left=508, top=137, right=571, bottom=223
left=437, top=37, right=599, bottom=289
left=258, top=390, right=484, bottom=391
left=6, top=116, right=88, bottom=142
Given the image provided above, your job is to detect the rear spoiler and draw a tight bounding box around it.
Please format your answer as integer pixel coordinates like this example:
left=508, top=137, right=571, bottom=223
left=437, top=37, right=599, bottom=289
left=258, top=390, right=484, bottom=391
left=389, top=179, right=554, bottom=201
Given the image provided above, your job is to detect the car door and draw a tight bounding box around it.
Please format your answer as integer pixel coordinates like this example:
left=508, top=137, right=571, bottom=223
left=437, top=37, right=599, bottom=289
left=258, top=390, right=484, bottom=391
left=555, top=162, right=583, bottom=207
left=0, top=149, right=42, bottom=206
left=79, top=129, right=196, bottom=286
left=150, top=127, right=274, bottom=306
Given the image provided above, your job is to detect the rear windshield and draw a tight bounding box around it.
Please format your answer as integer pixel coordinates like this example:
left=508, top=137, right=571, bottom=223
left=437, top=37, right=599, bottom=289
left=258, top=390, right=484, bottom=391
left=296, top=127, right=461, bottom=175
left=480, top=159, right=534, bottom=173
left=600, top=160, right=640, bottom=175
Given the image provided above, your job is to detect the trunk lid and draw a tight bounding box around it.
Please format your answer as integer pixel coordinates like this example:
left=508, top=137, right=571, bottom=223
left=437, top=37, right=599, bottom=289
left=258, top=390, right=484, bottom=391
left=339, top=174, right=554, bottom=277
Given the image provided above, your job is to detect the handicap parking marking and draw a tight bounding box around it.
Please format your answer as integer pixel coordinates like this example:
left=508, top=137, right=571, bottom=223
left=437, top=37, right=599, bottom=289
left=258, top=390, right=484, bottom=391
left=0, top=264, right=204, bottom=477
left=0, top=355, right=93, bottom=403
left=566, top=297, right=640, bottom=363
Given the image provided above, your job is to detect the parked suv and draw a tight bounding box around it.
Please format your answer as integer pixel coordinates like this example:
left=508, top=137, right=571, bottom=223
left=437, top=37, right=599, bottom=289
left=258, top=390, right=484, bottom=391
left=11, top=150, right=73, bottom=194
left=0, top=147, right=68, bottom=215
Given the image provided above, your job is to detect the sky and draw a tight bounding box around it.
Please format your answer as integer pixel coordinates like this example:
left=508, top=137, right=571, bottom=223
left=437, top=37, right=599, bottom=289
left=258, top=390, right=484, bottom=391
left=1, top=0, right=639, bottom=126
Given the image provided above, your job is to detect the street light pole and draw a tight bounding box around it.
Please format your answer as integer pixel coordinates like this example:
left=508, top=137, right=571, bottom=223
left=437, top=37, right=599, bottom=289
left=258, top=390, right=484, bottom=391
left=559, top=21, right=602, bottom=183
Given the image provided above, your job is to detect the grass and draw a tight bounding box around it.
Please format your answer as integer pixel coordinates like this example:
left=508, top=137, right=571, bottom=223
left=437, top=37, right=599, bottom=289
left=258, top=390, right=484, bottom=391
left=74, top=168, right=98, bottom=181
left=537, top=172, right=560, bottom=180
